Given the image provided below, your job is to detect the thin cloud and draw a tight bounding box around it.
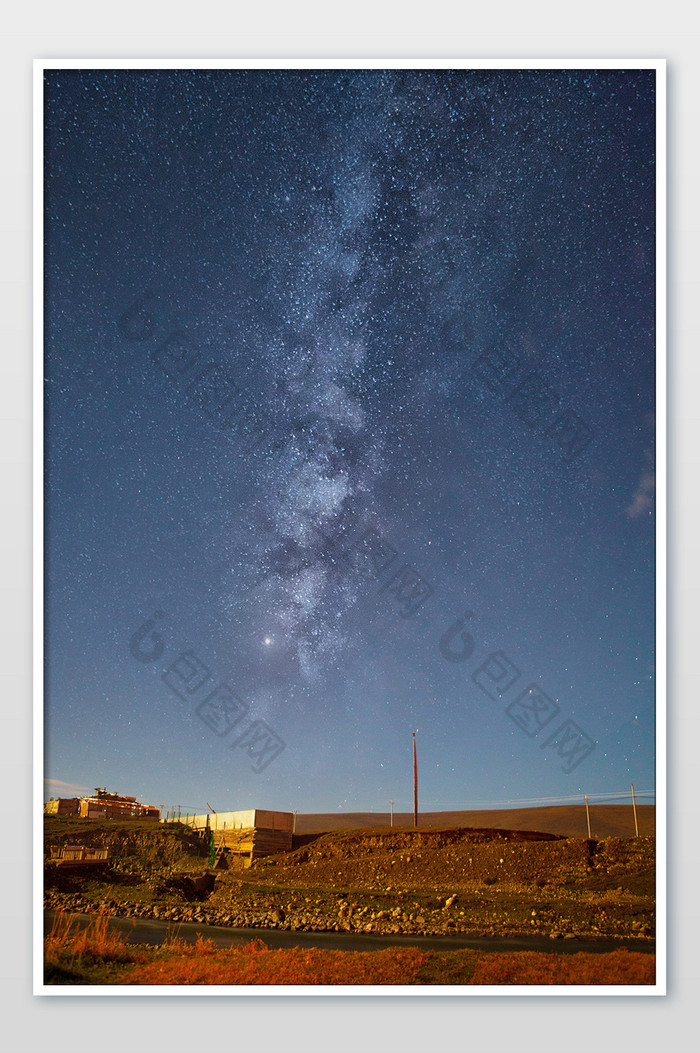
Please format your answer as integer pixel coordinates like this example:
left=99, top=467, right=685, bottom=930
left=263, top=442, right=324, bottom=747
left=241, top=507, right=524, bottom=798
left=626, top=471, right=655, bottom=518
left=44, top=778, right=92, bottom=798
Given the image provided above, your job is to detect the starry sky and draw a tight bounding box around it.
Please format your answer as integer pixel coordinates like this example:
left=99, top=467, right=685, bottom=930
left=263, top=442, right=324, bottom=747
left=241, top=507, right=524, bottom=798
left=43, top=67, right=657, bottom=817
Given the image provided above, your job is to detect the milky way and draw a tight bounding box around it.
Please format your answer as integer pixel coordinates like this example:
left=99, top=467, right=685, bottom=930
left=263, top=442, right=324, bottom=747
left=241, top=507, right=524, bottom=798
left=44, top=68, right=657, bottom=813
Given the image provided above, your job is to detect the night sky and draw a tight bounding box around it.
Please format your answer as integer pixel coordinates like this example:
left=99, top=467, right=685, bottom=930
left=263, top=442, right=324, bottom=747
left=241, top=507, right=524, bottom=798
left=43, top=67, right=657, bottom=817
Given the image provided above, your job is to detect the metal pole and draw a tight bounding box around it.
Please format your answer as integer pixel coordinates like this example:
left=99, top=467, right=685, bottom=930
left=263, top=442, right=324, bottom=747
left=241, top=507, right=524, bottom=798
left=390, top=800, right=394, bottom=828
left=585, top=795, right=591, bottom=838
left=293, top=810, right=297, bottom=834
left=413, top=731, right=418, bottom=829
left=631, top=784, right=639, bottom=836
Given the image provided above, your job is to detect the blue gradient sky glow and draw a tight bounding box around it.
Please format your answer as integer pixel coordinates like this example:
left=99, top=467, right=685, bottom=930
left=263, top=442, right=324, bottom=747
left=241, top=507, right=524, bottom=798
left=43, top=67, right=657, bottom=817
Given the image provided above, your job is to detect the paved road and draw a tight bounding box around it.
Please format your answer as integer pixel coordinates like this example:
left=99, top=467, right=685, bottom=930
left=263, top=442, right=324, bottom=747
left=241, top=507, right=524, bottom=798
left=45, top=911, right=655, bottom=956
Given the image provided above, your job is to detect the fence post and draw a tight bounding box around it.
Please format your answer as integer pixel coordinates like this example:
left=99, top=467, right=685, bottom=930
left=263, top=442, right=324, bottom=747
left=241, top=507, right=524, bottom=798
left=631, top=784, right=639, bottom=836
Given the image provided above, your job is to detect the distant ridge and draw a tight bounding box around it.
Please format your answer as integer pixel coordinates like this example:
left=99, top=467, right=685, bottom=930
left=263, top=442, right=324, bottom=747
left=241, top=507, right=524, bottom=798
left=295, top=803, right=655, bottom=840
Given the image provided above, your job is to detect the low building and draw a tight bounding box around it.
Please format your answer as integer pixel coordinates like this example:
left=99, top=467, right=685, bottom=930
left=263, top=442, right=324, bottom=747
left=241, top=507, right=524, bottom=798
left=47, top=845, right=110, bottom=868
left=45, top=797, right=80, bottom=817
left=45, top=790, right=160, bottom=821
left=165, top=808, right=294, bottom=860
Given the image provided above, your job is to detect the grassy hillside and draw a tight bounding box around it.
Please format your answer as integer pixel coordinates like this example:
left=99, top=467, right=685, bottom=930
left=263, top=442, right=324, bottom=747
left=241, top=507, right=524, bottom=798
left=295, top=804, right=655, bottom=839
left=44, top=815, right=208, bottom=873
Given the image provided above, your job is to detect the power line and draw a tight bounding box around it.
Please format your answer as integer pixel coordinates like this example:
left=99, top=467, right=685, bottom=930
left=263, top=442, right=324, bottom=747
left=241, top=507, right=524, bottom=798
left=386, top=790, right=656, bottom=809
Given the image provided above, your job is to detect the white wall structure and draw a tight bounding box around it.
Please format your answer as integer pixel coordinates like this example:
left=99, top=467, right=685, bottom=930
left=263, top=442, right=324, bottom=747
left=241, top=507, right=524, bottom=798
left=165, top=808, right=293, bottom=833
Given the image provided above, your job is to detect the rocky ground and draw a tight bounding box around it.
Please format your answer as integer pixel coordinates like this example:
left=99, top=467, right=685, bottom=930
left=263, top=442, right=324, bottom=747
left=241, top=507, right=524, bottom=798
left=44, top=819, right=655, bottom=944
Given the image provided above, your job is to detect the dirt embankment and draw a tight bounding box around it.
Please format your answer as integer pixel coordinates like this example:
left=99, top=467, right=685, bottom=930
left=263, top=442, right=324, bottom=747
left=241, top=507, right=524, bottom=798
left=261, top=826, right=653, bottom=893
left=44, top=819, right=655, bottom=943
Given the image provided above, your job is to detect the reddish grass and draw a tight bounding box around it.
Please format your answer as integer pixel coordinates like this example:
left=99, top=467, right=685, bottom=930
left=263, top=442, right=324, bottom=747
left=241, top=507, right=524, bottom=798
left=45, top=908, right=151, bottom=983
left=468, top=948, right=655, bottom=985
left=126, top=937, right=427, bottom=985
left=46, top=907, right=147, bottom=965
left=45, top=911, right=655, bottom=987
left=125, top=939, right=654, bottom=987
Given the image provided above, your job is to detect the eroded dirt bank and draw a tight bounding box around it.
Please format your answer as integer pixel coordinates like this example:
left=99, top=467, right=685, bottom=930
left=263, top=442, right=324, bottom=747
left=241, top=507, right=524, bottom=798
left=44, top=820, right=655, bottom=944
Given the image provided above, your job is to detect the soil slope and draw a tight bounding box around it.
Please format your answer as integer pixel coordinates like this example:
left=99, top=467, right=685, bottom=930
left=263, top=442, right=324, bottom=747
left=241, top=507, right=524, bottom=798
left=44, top=814, right=655, bottom=944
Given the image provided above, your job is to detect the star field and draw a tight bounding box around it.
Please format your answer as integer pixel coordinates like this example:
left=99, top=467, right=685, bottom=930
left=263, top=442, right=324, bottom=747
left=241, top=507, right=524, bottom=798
left=44, top=68, right=657, bottom=815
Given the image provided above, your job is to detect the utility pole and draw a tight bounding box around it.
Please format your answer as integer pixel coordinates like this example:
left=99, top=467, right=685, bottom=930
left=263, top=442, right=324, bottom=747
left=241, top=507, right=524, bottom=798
left=584, top=794, right=591, bottom=838
left=390, top=800, right=394, bottom=828
left=631, top=784, right=639, bottom=836
left=413, top=731, right=418, bottom=829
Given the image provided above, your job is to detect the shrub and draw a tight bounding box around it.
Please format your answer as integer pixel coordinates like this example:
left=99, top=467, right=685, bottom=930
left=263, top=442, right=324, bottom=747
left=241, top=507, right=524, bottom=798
left=44, top=907, right=149, bottom=983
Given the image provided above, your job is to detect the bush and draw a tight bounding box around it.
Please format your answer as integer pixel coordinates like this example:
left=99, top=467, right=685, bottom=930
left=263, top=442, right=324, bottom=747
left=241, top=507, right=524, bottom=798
left=44, top=907, right=149, bottom=983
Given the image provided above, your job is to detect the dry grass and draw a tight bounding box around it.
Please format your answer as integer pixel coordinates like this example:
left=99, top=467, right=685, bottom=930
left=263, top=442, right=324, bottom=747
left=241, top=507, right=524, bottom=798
left=44, top=908, right=149, bottom=983
left=44, top=909, right=655, bottom=986
left=468, top=947, right=655, bottom=985
left=126, top=937, right=427, bottom=985
left=46, top=907, right=141, bottom=963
